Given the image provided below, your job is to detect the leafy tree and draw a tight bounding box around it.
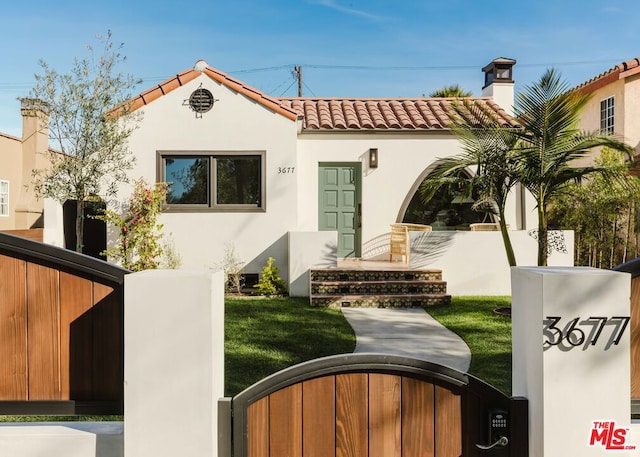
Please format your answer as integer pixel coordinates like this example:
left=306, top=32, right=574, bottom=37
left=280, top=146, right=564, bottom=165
left=420, top=100, right=520, bottom=266
left=514, top=69, right=633, bottom=265
left=549, top=149, right=640, bottom=268
left=429, top=84, right=472, bottom=98
left=26, top=31, right=141, bottom=252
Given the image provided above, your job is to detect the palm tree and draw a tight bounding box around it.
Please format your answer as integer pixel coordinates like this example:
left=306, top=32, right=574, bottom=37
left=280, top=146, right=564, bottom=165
left=428, top=84, right=472, bottom=98
left=420, top=100, right=520, bottom=266
left=514, top=69, right=633, bottom=265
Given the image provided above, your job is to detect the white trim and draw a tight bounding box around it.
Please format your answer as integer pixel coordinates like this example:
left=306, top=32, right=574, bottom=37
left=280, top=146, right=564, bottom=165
left=600, top=95, right=615, bottom=134
left=0, top=180, right=8, bottom=217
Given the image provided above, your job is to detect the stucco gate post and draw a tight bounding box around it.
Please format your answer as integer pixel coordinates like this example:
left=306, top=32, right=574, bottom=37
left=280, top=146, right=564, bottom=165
left=124, top=270, right=225, bottom=457
left=512, top=267, right=635, bottom=457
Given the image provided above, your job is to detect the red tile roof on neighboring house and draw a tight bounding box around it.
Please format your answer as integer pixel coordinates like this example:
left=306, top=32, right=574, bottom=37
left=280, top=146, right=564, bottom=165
left=575, top=58, right=640, bottom=94
left=278, top=97, right=518, bottom=131
left=122, top=61, right=520, bottom=131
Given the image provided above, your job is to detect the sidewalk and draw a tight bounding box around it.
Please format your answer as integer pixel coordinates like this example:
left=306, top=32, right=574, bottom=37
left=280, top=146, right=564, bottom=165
left=341, top=308, right=471, bottom=372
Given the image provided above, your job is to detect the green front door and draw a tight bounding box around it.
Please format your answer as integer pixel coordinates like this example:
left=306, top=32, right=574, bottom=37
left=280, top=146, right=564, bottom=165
left=318, top=163, right=361, bottom=258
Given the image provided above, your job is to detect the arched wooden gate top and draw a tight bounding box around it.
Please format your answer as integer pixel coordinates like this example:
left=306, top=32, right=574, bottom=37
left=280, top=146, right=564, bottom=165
left=0, top=231, right=128, bottom=286
left=230, top=353, right=527, bottom=457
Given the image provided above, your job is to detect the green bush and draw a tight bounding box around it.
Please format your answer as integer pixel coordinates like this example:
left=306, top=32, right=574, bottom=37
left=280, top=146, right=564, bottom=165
left=255, top=257, right=287, bottom=296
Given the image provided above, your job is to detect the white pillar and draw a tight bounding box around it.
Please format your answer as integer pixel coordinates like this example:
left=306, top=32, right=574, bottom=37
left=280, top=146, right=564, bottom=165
left=124, top=270, right=225, bottom=457
left=512, top=267, right=633, bottom=457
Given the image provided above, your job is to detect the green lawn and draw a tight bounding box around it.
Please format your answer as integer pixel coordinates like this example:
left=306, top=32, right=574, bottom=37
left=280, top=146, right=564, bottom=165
left=224, top=296, right=356, bottom=396
left=224, top=295, right=512, bottom=396
left=427, top=296, right=512, bottom=395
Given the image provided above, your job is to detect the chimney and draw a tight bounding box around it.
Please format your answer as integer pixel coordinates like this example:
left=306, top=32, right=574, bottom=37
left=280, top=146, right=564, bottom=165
left=482, top=57, right=516, bottom=117
left=15, top=98, right=49, bottom=228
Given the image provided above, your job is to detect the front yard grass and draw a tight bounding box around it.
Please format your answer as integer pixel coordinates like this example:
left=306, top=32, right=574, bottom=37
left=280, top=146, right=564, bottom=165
left=426, top=296, right=512, bottom=395
left=224, top=296, right=356, bottom=396
left=225, top=295, right=512, bottom=396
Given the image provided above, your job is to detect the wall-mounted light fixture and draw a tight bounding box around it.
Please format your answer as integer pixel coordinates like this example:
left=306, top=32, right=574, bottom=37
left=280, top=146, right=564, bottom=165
left=369, top=148, right=378, bottom=168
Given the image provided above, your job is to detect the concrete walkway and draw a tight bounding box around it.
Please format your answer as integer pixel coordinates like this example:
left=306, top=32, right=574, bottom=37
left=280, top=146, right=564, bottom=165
left=341, top=308, right=471, bottom=372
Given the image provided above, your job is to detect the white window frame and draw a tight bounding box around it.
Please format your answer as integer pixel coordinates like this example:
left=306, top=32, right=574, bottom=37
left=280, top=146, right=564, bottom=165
left=0, top=180, right=8, bottom=217
left=600, top=96, right=615, bottom=134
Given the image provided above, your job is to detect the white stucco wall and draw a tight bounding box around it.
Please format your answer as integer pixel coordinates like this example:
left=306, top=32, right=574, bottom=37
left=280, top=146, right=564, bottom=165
left=408, top=230, right=574, bottom=295
left=295, top=132, right=532, bottom=250
left=120, top=73, right=299, bottom=276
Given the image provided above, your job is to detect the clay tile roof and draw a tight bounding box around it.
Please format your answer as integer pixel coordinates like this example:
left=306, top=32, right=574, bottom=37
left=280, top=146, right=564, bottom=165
left=278, top=97, right=519, bottom=131
left=122, top=63, right=299, bottom=121
left=121, top=60, right=519, bottom=131
left=574, top=57, right=640, bottom=94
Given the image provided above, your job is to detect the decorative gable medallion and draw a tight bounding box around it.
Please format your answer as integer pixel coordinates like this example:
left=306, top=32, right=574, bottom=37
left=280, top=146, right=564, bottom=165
left=184, top=85, right=218, bottom=118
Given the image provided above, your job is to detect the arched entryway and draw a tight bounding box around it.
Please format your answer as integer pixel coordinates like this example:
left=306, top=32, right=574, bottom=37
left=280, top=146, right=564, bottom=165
left=397, top=164, right=492, bottom=230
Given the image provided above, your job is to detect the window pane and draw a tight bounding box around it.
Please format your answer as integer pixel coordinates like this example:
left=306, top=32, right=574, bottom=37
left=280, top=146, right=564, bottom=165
left=165, top=157, right=209, bottom=204
left=0, top=181, right=7, bottom=215
left=215, top=156, right=261, bottom=205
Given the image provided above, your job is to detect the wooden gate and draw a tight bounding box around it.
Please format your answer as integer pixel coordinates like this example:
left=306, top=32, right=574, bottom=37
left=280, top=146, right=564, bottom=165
left=0, top=232, right=128, bottom=415
left=224, top=354, right=528, bottom=457
left=613, top=259, right=640, bottom=411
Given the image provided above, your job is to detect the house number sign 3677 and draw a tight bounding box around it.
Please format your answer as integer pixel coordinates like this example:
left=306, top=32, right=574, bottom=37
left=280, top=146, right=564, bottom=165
left=543, top=316, right=630, bottom=348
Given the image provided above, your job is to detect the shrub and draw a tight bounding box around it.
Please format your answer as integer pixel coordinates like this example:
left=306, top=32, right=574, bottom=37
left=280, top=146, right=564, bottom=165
left=218, top=243, right=245, bottom=294
left=255, top=257, right=287, bottom=296
left=98, top=178, right=168, bottom=271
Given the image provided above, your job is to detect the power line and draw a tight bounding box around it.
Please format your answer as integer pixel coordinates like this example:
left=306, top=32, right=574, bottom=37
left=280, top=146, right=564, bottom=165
left=0, top=57, right=627, bottom=92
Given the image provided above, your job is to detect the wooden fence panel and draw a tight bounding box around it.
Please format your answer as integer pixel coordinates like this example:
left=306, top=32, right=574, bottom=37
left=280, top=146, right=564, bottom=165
left=0, top=255, right=27, bottom=400
left=92, top=282, right=122, bottom=401
left=60, top=272, right=94, bottom=400
left=0, top=232, right=128, bottom=414
left=434, top=386, right=462, bottom=457
left=402, top=377, right=435, bottom=457
left=26, top=262, right=60, bottom=400
left=631, top=277, right=640, bottom=398
left=369, top=374, right=401, bottom=457
left=269, top=384, right=302, bottom=457
left=302, top=376, right=335, bottom=457
left=336, top=373, right=368, bottom=457
left=248, top=397, right=269, bottom=457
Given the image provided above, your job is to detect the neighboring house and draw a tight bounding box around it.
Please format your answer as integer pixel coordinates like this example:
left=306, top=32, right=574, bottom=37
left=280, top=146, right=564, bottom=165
left=0, top=99, right=50, bottom=241
left=106, top=57, right=571, bottom=295
left=574, top=58, right=640, bottom=162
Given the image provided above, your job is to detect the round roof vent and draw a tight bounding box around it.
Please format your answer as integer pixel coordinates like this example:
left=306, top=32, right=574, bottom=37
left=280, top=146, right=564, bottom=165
left=188, top=88, right=215, bottom=114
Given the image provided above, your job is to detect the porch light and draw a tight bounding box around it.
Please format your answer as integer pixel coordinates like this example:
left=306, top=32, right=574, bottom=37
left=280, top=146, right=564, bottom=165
left=369, top=148, right=378, bottom=168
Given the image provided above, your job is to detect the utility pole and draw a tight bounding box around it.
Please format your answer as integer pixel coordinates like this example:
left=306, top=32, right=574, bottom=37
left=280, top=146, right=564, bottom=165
left=294, top=66, right=302, bottom=97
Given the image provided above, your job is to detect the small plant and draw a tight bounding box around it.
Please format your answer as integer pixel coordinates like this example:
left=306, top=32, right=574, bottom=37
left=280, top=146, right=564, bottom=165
left=97, top=178, right=168, bottom=271
left=161, top=234, right=182, bottom=269
left=218, top=243, right=245, bottom=294
left=255, top=257, right=287, bottom=296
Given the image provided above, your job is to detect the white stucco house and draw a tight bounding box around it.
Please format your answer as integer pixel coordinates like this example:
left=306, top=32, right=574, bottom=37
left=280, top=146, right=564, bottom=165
left=102, top=57, right=572, bottom=296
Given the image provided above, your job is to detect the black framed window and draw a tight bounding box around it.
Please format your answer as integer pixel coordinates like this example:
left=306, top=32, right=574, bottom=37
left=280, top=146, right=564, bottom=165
left=159, top=151, right=265, bottom=211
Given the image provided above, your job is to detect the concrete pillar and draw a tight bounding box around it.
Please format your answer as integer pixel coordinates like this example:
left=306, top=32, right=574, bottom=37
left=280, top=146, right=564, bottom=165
left=512, top=267, right=633, bottom=457
left=124, top=270, right=225, bottom=457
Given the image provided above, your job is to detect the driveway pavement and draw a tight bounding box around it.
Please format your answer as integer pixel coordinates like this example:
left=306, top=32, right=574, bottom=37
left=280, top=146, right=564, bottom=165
left=341, top=308, right=471, bottom=372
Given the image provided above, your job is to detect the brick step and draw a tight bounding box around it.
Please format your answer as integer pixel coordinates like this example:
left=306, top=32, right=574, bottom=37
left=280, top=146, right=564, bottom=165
left=309, top=269, right=442, bottom=282
left=311, top=294, right=451, bottom=308
left=311, top=280, right=447, bottom=295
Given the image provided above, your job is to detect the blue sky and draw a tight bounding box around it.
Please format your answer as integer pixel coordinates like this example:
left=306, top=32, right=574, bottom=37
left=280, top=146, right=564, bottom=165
left=1, top=0, right=639, bottom=137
